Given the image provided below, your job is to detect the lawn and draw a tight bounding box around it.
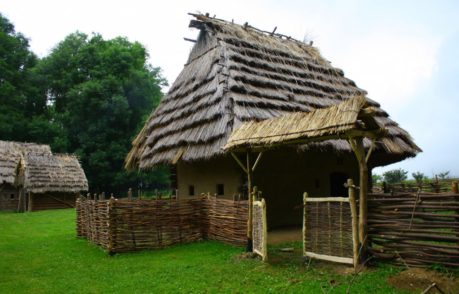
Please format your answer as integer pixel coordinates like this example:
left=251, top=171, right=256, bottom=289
left=0, top=209, right=408, bottom=293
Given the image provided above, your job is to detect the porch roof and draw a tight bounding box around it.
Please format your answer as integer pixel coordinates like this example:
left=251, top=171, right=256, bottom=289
left=223, top=96, right=386, bottom=152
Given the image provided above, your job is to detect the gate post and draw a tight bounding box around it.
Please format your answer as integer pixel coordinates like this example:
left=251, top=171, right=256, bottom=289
left=348, top=179, right=359, bottom=269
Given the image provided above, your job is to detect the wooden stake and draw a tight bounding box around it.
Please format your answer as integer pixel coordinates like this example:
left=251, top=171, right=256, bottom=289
left=17, top=188, right=24, bottom=212
left=128, top=188, right=132, bottom=201
left=303, top=192, right=308, bottom=256
left=452, top=181, right=458, bottom=194
left=247, top=152, right=253, bottom=251
left=348, top=178, right=359, bottom=270
left=28, top=192, right=33, bottom=212
left=261, top=197, right=268, bottom=262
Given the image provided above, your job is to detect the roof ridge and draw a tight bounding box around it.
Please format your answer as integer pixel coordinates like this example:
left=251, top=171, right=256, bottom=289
left=189, top=13, right=310, bottom=46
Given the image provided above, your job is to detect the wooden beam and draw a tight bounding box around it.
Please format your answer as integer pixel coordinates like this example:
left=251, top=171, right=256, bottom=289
left=304, top=251, right=354, bottom=265
left=183, top=38, right=196, bottom=43
left=226, top=129, right=385, bottom=153
left=365, top=139, right=376, bottom=163
left=231, top=152, right=248, bottom=174
left=251, top=152, right=263, bottom=172
left=305, top=197, right=350, bottom=202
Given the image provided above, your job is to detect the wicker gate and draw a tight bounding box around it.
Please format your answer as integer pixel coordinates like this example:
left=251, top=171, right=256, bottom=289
left=252, top=198, right=268, bottom=261
left=303, top=192, right=358, bottom=267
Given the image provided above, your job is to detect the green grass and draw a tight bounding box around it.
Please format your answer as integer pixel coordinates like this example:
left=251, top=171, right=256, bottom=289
left=0, top=209, right=408, bottom=293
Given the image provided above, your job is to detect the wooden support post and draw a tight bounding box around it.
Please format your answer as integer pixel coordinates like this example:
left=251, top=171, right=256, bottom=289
left=252, top=152, right=263, bottom=172
left=24, top=192, right=29, bottom=212
left=17, top=188, right=24, bottom=212
left=128, top=188, right=132, bottom=201
left=452, top=181, right=458, bottom=194
left=247, top=151, right=253, bottom=252
left=302, top=192, right=308, bottom=256
left=261, top=197, right=268, bottom=262
left=349, top=137, right=368, bottom=261
left=28, top=192, right=33, bottom=212
left=348, top=178, right=359, bottom=270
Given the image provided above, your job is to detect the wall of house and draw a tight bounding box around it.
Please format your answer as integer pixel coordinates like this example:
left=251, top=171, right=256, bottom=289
left=177, top=155, right=243, bottom=199
left=30, top=192, right=77, bottom=211
left=176, top=149, right=360, bottom=229
left=0, top=184, right=19, bottom=211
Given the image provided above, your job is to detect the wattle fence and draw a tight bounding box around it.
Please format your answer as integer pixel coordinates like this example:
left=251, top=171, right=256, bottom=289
left=76, top=196, right=248, bottom=253
left=368, top=192, right=459, bottom=267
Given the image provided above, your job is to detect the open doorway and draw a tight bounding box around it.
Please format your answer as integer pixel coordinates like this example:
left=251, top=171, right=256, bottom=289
left=330, top=172, right=349, bottom=197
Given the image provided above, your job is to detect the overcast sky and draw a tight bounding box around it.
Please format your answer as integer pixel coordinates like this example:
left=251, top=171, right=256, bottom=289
left=2, top=0, right=458, bottom=177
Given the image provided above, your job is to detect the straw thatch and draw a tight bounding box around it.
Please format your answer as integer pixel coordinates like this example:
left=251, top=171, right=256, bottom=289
left=224, top=95, right=383, bottom=150
left=23, top=153, right=88, bottom=194
left=0, top=140, right=88, bottom=193
left=126, top=14, right=420, bottom=170
left=0, top=140, right=51, bottom=186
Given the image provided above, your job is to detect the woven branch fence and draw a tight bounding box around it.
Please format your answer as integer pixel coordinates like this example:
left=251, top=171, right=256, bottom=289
left=76, top=196, right=248, bottom=253
left=368, top=192, right=459, bottom=267
left=303, top=194, right=358, bottom=266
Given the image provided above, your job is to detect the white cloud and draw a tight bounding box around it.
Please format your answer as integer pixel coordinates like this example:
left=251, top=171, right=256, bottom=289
left=321, top=30, right=441, bottom=112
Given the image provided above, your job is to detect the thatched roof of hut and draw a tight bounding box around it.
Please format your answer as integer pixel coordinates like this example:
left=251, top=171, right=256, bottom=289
left=23, top=153, right=88, bottom=194
left=126, top=14, right=420, bottom=170
left=224, top=96, right=384, bottom=150
left=0, top=140, right=88, bottom=193
left=0, top=140, right=51, bottom=185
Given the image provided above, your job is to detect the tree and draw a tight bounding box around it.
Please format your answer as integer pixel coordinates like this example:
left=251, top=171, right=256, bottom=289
left=372, top=174, right=382, bottom=185
left=383, top=169, right=408, bottom=184
left=37, top=32, right=168, bottom=193
left=412, top=172, right=426, bottom=185
left=436, top=171, right=450, bottom=180
left=0, top=13, right=54, bottom=143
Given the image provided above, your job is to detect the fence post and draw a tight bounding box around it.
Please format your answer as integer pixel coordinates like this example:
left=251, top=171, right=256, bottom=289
left=348, top=178, right=359, bottom=270
left=128, top=188, right=132, bottom=200
left=303, top=192, right=308, bottom=257
left=452, top=181, right=458, bottom=194
left=108, top=196, right=114, bottom=255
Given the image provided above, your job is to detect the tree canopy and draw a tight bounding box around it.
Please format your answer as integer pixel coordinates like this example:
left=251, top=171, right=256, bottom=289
left=0, top=13, right=55, bottom=143
left=0, top=14, right=169, bottom=194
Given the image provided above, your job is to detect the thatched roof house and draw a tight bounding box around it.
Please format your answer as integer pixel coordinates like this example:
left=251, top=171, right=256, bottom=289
left=127, top=14, right=419, bottom=170
left=126, top=14, right=420, bottom=228
left=0, top=140, right=88, bottom=211
left=0, top=141, right=51, bottom=186
left=23, top=153, right=88, bottom=194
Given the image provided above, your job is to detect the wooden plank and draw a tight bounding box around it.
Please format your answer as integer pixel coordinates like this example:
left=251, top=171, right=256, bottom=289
left=306, top=197, right=349, bottom=202
left=305, top=251, right=354, bottom=265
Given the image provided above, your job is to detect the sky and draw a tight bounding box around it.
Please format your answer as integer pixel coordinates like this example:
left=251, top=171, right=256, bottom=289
left=2, top=0, right=458, bottom=178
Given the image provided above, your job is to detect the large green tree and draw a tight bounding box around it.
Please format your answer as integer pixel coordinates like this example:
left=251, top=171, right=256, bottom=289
left=37, top=32, right=168, bottom=192
left=0, top=13, right=55, bottom=142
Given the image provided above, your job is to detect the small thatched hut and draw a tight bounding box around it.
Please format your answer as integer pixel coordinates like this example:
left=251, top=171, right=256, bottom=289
left=126, top=14, right=420, bottom=228
left=0, top=140, right=88, bottom=211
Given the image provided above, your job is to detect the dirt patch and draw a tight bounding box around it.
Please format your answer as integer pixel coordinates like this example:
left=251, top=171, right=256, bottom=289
left=268, top=227, right=302, bottom=245
left=388, top=268, right=459, bottom=293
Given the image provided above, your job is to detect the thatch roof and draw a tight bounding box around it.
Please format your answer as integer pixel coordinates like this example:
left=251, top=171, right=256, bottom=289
left=126, top=14, right=420, bottom=170
left=0, top=140, right=88, bottom=193
left=224, top=96, right=383, bottom=150
left=23, top=153, right=88, bottom=194
left=0, top=141, right=51, bottom=186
